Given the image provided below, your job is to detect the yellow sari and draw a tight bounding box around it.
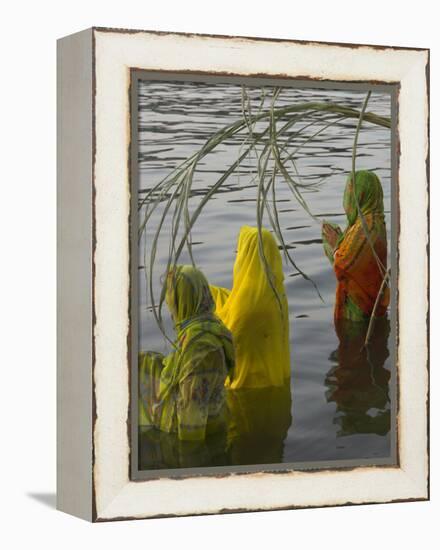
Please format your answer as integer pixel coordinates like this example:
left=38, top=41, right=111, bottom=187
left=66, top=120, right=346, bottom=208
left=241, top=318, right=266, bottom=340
left=210, top=226, right=291, bottom=389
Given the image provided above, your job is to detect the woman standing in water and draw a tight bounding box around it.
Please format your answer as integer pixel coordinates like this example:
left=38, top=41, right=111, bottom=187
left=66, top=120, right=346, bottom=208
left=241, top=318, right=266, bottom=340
left=210, top=225, right=290, bottom=389
left=322, top=170, right=390, bottom=322
left=138, top=265, right=234, bottom=442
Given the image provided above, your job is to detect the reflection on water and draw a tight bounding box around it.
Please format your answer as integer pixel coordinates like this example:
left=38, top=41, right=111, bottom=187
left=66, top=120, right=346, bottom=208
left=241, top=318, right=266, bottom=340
left=325, top=318, right=391, bottom=438
left=137, top=79, right=394, bottom=470
left=139, top=384, right=292, bottom=469
left=139, top=317, right=391, bottom=470
left=139, top=428, right=229, bottom=470
left=226, top=384, right=292, bottom=465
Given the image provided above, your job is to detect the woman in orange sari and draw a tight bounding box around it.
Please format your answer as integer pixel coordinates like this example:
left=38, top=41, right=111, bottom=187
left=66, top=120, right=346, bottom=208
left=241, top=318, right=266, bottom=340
left=322, top=170, right=389, bottom=321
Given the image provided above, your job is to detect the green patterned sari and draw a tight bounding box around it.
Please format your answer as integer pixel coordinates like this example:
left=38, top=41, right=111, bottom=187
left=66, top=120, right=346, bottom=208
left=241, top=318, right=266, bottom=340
left=139, top=265, right=234, bottom=441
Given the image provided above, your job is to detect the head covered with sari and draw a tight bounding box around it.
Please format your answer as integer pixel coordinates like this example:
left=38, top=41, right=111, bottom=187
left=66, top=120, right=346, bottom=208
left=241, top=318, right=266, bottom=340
left=333, top=170, right=389, bottom=321
left=165, top=264, right=215, bottom=333
left=164, top=264, right=235, bottom=370
left=139, top=264, right=234, bottom=441
left=211, top=226, right=291, bottom=389
left=343, top=169, right=385, bottom=227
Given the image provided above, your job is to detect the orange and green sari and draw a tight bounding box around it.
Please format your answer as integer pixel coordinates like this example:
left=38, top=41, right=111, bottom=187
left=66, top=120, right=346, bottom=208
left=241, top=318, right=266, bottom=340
left=322, top=170, right=390, bottom=321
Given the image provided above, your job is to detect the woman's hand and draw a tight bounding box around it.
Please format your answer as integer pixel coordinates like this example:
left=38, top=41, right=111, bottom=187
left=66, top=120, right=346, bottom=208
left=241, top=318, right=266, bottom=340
left=322, top=222, right=342, bottom=250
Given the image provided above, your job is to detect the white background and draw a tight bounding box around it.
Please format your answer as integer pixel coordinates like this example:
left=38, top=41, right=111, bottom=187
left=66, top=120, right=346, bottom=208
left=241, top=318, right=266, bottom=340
left=0, top=1, right=437, bottom=548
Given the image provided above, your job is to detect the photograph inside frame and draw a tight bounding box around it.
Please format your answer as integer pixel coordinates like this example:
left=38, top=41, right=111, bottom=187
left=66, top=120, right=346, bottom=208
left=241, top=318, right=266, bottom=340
left=132, top=74, right=398, bottom=475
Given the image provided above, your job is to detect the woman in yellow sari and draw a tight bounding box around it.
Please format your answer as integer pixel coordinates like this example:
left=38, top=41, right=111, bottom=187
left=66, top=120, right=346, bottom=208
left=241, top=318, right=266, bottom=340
left=210, top=226, right=291, bottom=389
left=139, top=265, right=234, bottom=441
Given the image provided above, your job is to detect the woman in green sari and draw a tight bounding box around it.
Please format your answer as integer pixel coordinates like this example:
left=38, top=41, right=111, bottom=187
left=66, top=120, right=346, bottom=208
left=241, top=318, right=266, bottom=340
left=139, top=265, right=235, bottom=442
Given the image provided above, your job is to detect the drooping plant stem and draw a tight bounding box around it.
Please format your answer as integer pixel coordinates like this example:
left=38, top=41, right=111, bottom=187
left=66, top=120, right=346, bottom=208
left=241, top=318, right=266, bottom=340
left=364, top=268, right=391, bottom=347
left=351, top=92, right=387, bottom=277
left=348, top=91, right=391, bottom=347
left=139, top=88, right=392, bottom=339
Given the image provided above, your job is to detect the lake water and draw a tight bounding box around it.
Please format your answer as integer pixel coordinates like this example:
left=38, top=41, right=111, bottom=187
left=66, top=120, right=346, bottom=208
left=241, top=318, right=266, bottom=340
left=136, top=79, right=393, bottom=471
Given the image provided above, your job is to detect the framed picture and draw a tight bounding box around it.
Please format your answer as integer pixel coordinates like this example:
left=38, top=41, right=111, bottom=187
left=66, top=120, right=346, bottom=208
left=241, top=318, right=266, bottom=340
left=57, top=27, right=429, bottom=522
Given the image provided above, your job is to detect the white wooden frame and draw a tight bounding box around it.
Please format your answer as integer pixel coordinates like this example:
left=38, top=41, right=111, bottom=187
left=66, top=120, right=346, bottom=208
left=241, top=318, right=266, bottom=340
left=57, top=27, right=429, bottom=522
